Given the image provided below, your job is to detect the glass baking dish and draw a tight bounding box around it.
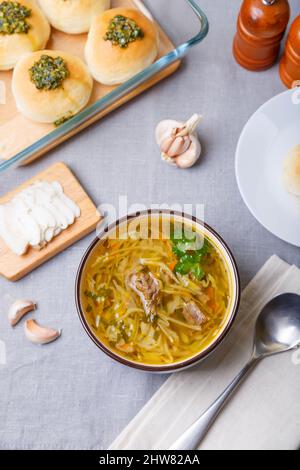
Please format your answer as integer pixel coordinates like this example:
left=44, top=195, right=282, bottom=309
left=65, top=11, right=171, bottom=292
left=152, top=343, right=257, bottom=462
left=0, top=0, right=208, bottom=174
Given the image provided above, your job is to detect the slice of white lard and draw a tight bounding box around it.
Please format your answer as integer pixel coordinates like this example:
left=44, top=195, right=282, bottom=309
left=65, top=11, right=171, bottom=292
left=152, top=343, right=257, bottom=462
left=0, top=204, right=28, bottom=256
left=0, top=180, right=81, bottom=255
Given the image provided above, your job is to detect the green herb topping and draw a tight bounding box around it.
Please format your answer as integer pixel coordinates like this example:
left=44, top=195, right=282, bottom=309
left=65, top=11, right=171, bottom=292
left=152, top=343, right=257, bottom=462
left=29, top=55, right=70, bottom=90
left=0, top=1, right=31, bottom=34
left=104, top=14, right=144, bottom=48
left=54, top=112, right=73, bottom=127
left=171, top=225, right=210, bottom=281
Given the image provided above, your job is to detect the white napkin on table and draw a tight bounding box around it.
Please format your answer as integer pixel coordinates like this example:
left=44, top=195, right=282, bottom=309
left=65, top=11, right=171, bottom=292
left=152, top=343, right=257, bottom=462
left=110, top=256, right=300, bottom=450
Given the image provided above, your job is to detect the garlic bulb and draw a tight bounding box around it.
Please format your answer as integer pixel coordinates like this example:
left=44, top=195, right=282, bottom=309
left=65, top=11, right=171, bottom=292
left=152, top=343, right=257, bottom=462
left=24, top=319, right=61, bottom=345
left=8, top=300, right=36, bottom=326
left=155, top=114, right=202, bottom=169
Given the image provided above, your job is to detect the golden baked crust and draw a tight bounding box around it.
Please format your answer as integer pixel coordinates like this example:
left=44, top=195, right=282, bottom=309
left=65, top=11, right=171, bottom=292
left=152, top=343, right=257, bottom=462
left=12, top=49, right=93, bottom=123
left=85, top=8, right=159, bottom=85
left=38, top=0, right=110, bottom=34
left=0, top=0, right=50, bottom=70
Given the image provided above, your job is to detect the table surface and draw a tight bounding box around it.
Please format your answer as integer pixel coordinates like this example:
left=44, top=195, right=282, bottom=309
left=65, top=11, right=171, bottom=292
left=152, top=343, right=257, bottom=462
left=0, top=0, right=299, bottom=450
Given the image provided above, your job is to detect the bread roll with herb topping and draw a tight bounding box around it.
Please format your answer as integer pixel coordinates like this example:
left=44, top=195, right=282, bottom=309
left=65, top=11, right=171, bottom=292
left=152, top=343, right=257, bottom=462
left=283, top=145, right=300, bottom=197
left=38, top=0, right=110, bottom=34
left=85, top=8, right=159, bottom=85
left=0, top=0, right=50, bottom=70
left=12, top=49, right=93, bottom=124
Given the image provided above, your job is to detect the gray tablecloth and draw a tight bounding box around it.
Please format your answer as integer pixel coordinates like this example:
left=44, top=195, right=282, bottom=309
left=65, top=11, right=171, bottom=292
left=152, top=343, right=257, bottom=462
left=0, top=0, right=299, bottom=450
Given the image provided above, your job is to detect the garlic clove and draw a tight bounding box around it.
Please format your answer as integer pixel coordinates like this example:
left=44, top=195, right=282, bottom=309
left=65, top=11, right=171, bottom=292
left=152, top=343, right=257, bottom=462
left=8, top=300, right=36, bottom=326
left=160, top=135, right=177, bottom=154
left=174, top=135, right=202, bottom=169
left=161, top=135, right=191, bottom=158
left=24, top=319, right=61, bottom=345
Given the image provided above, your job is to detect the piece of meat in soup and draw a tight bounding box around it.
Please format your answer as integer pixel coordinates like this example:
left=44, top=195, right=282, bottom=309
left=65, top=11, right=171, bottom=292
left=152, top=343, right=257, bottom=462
left=182, top=301, right=206, bottom=326
left=129, top=270, right=160, bottom=322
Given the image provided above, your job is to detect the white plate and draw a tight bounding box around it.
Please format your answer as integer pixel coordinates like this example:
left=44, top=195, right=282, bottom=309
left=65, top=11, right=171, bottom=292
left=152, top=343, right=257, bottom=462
left=235, top=88, right=300, bottom=247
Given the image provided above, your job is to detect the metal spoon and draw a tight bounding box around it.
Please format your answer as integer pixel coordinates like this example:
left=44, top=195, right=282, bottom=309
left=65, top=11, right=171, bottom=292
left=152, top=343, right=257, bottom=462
left=169, top=293, right=300, bottom=450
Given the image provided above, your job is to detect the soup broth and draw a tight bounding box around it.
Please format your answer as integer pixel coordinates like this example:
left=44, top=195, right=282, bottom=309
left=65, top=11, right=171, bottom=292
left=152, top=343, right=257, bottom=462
left=81, top=218, right=231, bottom=365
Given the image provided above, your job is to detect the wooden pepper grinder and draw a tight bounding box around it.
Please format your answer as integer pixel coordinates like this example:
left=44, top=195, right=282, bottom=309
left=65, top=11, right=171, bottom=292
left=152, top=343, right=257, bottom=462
left=233, top=0, right=290, bottom=71
left=280, top=16, right=300, bottom=88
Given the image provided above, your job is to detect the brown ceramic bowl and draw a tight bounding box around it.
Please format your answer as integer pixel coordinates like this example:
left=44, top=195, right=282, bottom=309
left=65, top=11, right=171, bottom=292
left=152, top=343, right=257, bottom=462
left=75, top=210, right=241, bottom=373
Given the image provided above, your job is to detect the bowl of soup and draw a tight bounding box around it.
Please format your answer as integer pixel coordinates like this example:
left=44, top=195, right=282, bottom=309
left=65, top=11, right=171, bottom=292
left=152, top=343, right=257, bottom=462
left=75, top=210, right=240, bottom=372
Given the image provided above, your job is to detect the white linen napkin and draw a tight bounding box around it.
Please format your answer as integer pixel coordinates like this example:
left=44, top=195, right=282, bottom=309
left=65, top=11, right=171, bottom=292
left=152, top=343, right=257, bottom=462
left=110, top=256, right=300, bottom=450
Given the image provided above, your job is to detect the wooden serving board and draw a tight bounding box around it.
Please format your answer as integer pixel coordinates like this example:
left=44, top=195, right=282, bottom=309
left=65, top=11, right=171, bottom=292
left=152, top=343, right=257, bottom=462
left=0, top=0, right=180, bottom=164
left=0, top=162, right=101, bottom=281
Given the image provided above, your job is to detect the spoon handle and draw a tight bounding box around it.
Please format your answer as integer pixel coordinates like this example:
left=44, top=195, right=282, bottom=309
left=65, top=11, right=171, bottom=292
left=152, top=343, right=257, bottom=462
left=169, top=356, right=259, bottom=450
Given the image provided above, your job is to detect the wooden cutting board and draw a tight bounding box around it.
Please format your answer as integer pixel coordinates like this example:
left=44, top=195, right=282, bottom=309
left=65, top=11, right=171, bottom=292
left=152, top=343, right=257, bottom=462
left=0, top=162, right=101, bottom=281
left=0, top=0, right=180, bottom=164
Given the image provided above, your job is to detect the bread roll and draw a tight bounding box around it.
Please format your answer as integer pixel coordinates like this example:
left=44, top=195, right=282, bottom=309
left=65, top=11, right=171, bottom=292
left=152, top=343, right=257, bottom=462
left=0, top=0, right=50, bottom=70
left=12, top=49, right=93, bottom=123
left=85, top=8, right=158, bottom=85
left=38, top=0, right=110, bottom=34
left=283, top=145, right=300, bottom=197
